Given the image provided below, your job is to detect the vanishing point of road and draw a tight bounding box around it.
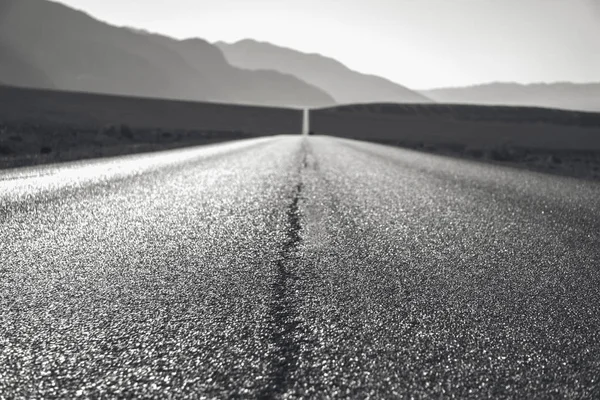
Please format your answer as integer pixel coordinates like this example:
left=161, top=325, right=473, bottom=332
left=1, top=136, right=599, bottom=398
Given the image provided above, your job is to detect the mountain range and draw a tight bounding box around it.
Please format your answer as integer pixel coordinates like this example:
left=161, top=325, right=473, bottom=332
left=0, top=0, right=428, bottom=107
left=0, top=0, right=598, bottom=112
left=216, top=39, right=431, bottom=105
left=0, top=0, right=334, bottom=106
left=420, top=83, right=600, bottom=113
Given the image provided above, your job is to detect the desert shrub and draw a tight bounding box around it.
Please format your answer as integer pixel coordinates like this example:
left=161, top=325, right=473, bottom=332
left=547, top=155, right=562, bottom=164
left=40, top=146, right=52, bottom=155
left=484, top=145, right=528, bottom=162
left=442, top=143, right=466, bottom=153
left=119, top=124, right=133, bottom=139
left=485, top=148, right=511, bottom=162
left=103, top=125, right=119, bottom=137
left=0, top=145, right=14, bottom=155
left=465, top=147, right=484, bottom=158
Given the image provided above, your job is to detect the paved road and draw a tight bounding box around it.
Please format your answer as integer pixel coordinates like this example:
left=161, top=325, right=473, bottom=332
left=1, top=135, right=599, bottom=398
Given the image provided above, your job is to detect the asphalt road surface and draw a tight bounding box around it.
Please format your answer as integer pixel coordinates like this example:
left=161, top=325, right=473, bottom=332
left=1, top=135, right=599, bottom=399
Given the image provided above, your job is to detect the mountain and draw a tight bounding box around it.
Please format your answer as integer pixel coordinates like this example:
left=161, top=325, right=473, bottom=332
left=420, top=82, right=600, bottom=113
left=0, top=42, right=55, bottom=89
left=216, top=39, right=432, bottom=105
left=0, top=0, right=334, bottom=107
left=163, top=38, right=335, bottom=107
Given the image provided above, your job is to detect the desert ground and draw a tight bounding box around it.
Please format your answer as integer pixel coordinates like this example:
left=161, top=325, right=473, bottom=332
left=0, top=85, right=303, bottom=168
left=2, top=85, right=600, bottom=180
left=2, top=87, right=600, bottom=397
left=311, top=103, right=600, bottom=180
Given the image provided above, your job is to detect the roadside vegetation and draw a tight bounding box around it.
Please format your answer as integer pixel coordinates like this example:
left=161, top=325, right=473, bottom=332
left=311, top=103, right=600, bottom=180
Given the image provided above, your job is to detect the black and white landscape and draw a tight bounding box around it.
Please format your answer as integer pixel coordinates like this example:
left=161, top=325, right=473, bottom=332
left=1, top=0, right=599, bottom=398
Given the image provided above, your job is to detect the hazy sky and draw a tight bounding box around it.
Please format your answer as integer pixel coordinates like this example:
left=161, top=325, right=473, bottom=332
left=56, top=0, right=600, bottom=89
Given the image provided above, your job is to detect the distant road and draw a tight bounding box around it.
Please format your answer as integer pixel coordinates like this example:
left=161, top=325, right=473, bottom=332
left=1, top=136, right=599, bottom=398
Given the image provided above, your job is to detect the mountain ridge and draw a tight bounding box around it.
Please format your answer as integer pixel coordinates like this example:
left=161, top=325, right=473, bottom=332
left=0, top=0, right=334, bottom=107
left=420, top=82, right=600, bottom=112
left=216, top=39, right=432, bottom=104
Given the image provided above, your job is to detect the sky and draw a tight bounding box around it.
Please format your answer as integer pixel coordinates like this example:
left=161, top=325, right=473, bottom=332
left=56, top=0, right=600, bottom=89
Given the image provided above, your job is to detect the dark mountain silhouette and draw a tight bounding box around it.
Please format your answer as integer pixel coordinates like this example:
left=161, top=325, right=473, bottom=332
left=421, top=82, right=600, bottom=112
left=216, top=39, right=432, bottom=105
left=0, top=0, right=334, bottom=106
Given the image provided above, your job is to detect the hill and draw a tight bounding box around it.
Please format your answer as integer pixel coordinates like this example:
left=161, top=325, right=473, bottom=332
left=0, top=0, right=334, bottom=107
left=311, top=102, right=600, bottom=179
left=0, top=41, right=54, bottom=89
left=0, top=84, right=303, bottom=167
left=216, top=39, right=431, bottom=105
left=420, top=82, right=600, bottom=113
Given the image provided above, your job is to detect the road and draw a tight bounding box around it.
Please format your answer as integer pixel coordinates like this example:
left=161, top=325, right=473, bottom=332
left=1, top=135, right=599, bottom=398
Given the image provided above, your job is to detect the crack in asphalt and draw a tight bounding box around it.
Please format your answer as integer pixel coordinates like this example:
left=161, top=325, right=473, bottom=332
left=261, top=148, right=306, bottom=398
